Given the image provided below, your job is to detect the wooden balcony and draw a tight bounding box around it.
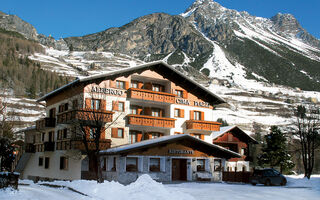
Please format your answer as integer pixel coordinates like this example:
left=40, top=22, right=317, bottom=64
left=128, top=88, right=176, bottom=104
left=25, top=143, right=35, bottom=153
left=71, top=138, right=111, bottom=151
left=36, top=118, right=56, bottom=130
left=186, top=120, right=221, bottom=134
left=44, top=141, right=55, bottom=151
left=127, top=114, right=175, bottom=128
left=56, top=138, right=111, bottom=151
left=57, top=109, right=114, bottom=125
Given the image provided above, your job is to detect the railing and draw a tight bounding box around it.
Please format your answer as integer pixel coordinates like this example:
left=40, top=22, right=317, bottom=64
left=127, top=114, right=175, bottom=128
left=36, top=118, right=56, bottom=130
left=57, top=109, right=114, bottom=124
left=186, top=120, right=221, bottom=131
left=25, top=143, right=35, bottom=153
left=44, top=142, right=55, bottom=151
left=70, top=138, right=111, bottom=151
left=128, top=88, right=176, bottom=104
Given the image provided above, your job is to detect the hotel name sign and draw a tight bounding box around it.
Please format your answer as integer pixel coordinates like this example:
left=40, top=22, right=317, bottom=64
left=91, top=87, right=124, bottom=96
left=168, top=149, right=194, bottom=155
left=176, top=98, right=210, bottom=108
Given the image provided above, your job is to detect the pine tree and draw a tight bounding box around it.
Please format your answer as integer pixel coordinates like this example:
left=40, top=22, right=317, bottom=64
left=258, top=126, right=295, bottom=173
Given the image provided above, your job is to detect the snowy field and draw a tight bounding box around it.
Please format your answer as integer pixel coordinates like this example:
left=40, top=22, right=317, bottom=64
left=1, top=175, right=319, bottom=200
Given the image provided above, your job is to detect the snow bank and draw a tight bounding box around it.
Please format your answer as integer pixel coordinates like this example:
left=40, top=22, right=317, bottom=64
left=42, top=174, right=194, bottom=200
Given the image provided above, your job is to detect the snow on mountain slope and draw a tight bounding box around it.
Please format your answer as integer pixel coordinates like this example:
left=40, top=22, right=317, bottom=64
left=28, top=47, right=144, bottom=77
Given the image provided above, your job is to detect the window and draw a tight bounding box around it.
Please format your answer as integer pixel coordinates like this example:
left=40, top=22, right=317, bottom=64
left=112, top=157, right=116, bottom=171
left=64, top=103, right=69, bottom=111
left=72, top=99, right=78, bottom=109
left=41, top=133, right=45, bottom=142
left=149, top=158, right=160, bottom=172
left=174, top=108, right=184, bottom=118
left=116, top=80, right=125, bottom=89
left=152, top=84, right=163, bottom=92
left=131, top=81, right=138, bottom=88
left=60, top=157, right=68, bottom=170
left=194, top=111, right=201, bottom=120
left=38, top=157, right=43, bottom=166
left=118, top=102, right=125, bottom=112
left=45, top=157, right=50, bottom=169
left=129, top=131, right=138, bottom=144
left=111, top=128, right=124, bottom=138
left=89, top=128, right=97, bottom=139
left=150, top=132, right=160, bottom=139
left=130, top=106, right=138, bottom=115
left=240, top=148, right=246, bottom=156
left=63, top=128, right=68, bottom=139
left=126, top=157, right=138, bottom=172
left=91, top=99, right=101, bottom=110
left=197, top=159, right=205, bottom=171
left=214, top=159, right=222, bottom=171
left=152, top=108, right=161, bottom=117
left=102, top=157, right=107, bottom=171
left=175, top=90, right=183, bottom=98
left=193, top=134, right=201, bottom=139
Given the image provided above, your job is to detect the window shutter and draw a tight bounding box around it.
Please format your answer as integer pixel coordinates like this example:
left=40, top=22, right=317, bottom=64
left=84, top=127, right=90, bottom=139
left=85, top=99, right=91, bottom=109
left=100, top=127, right=106, bottom=139
left=160, top=157, right=166, bottom=172
left=205, top=159, right=210, bottom=172
left=182, top=91, right=188, bottom=99
left=200, top=112, right=204, bottom=120
left=138, top=82, right=143, bottom=89
left=111, top=128, right=118, bottom=138
left=101, top=100, right=106, bottom=110
left=138, top=157, right=143, bottom=172
left=180, top=109, right=185, bottom=118
left=112, top=101, right=119, bottom=111
left=160, top=109, right=164, bottom=117
left=137, top=132, right=143, bottom=142
left=190, top=111, right=194, bottom=120
left=200, top=134, right=204, bottom=140
left=125, top=81, right=130, bottom=90
left=109, top=80, right=116, bottom=88
left=137, top=107, right=143, bottom=115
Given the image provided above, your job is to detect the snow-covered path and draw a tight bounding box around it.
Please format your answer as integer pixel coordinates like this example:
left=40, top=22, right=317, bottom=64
left=165, top=182, right=319, bottom=200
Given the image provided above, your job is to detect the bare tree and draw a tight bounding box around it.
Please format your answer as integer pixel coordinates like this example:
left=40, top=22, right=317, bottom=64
left=294, top=104, right=320, bottom=179
left=58, top=82, right=123, bottom=183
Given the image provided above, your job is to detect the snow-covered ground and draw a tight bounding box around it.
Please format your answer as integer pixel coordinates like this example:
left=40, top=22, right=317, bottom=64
left=1, top=175, right=319, bottom=200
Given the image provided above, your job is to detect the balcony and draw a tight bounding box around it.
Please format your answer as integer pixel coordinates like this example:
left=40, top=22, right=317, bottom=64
left=127, top=114, right=175, bottom=128
left=128, top=88, right=176, bottom=104
left=57, top=109, right=114, bottom=125
left=70, top=138, right=111, bottom=151
left=36, top=118, right=56, bottom=130
left=185, top=120, right=221, bottom=134
left=44, top=141, right=55, bottom=151
left=25, top=143, right=35, bottom=153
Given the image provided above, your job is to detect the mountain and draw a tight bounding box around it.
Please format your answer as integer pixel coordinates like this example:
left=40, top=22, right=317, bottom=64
left=63, top=0, right=320, bottom=92
left=0, top=0, right=319, bottom=133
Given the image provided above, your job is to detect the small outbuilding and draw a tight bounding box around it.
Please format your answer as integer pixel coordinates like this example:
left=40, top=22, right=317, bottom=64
left=100, top=134, right=240, bottom=184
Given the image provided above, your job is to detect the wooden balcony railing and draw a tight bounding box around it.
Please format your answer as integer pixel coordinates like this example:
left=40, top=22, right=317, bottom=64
left=57, top=109, right=114, bottom=124
left=70, top=138, right=111, bottom=151
left=127, top=114, right=175, bottom=128
left=44, top=141, right=55, bottom=151
left=36, top=118, right=56, bottom=130
left=186, top=120, right=221, bottom=131
left=128, top=88, right=176, bottom=104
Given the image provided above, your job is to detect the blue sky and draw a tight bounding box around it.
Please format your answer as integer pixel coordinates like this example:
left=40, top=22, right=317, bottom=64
left=1, top=0, right=319, bottom=39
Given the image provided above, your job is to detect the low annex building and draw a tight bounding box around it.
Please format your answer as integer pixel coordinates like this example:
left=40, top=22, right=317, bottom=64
left=18, top=61, right=256, bottom=182
left=100, top=134, right=240, bottom=184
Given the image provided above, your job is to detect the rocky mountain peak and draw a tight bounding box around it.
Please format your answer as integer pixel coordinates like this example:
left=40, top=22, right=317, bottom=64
left=0, top=11, right=38, bottom=41
left=271, top=13, right=302, bottom=34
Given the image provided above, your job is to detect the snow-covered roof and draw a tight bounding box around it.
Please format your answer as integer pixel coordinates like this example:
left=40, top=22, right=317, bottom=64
left=212, top=125, right=258, bottom=143
left=37, top=61, right=225, bottom=105
left=100, top=134, right=240, bottom=158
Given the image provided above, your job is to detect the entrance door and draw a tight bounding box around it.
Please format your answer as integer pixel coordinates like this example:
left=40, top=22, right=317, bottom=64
left=172, top=159, right=187, bottom=181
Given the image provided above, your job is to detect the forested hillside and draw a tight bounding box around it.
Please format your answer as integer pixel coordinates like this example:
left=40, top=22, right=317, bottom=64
left=0, top=28, right=71, bottom=98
